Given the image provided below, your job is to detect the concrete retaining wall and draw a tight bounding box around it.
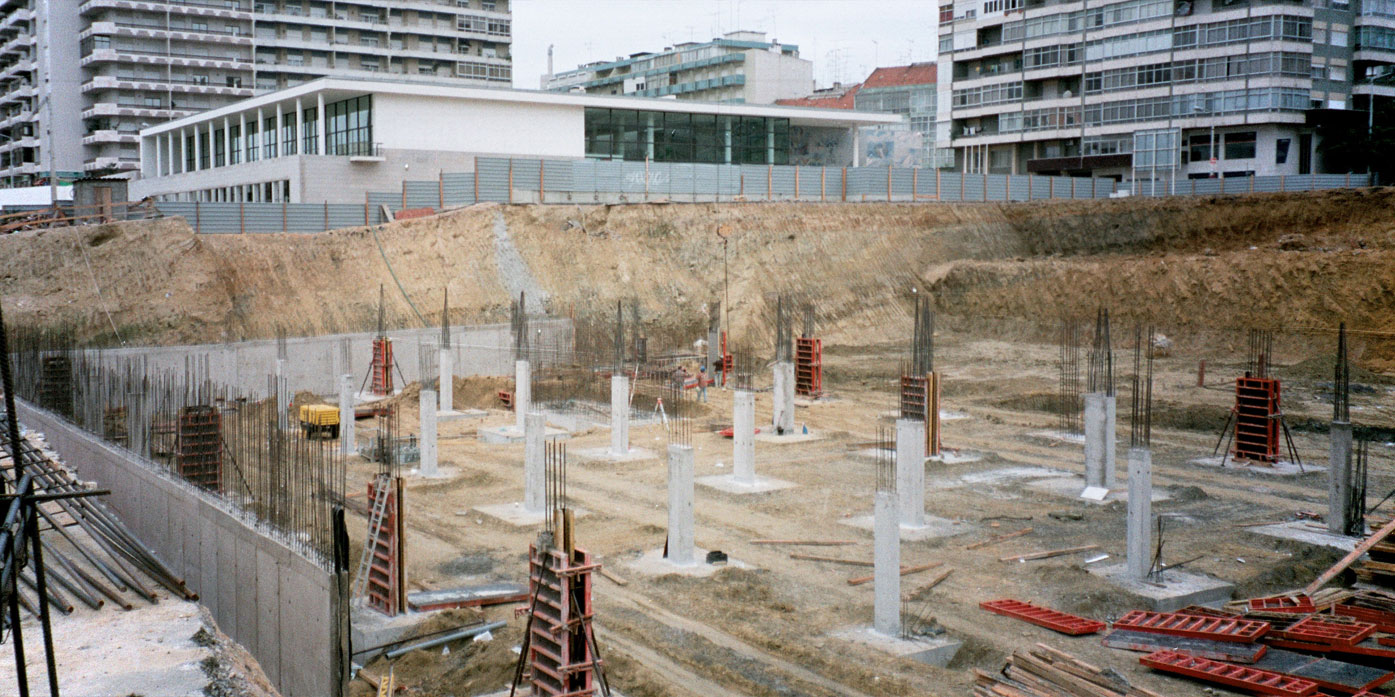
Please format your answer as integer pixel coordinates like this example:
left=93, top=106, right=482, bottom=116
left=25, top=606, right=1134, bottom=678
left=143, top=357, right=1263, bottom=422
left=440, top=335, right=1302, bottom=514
left=15, top=399, right=344, bottom=697
left=86, top=318, right=571, bottom=398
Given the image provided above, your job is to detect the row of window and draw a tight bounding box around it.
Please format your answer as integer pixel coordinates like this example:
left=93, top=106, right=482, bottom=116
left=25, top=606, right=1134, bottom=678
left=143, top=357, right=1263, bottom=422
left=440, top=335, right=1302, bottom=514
left=171, top=95, right=370, bottom=172
left=998, top=0, right=1174, bottom=44
left=994, top=88, right=1309, bottom=133
left=1085, top=52, right=1312, bottom=93
left=1357, top=26, right=1395, bottom=51
left=583, top=108, right=792, bottom=165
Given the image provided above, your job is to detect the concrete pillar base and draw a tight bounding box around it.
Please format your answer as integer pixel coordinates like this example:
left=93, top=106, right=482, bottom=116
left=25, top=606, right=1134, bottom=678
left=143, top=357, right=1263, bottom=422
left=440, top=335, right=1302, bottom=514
left=772, top=361, right=795, bottom=434
left=419, top=389, right=438, bottom=477
left=1328, top=421, right=1354, bottom=536
left=667, top=444, right=695, bottom=566
left=733, top=390, right=756, bottom=484
left=514, top=360, right=531, bottom=432
left=1126, top=447, right=1153, bottom=581
left=896, top=418, right=926, bottom=529
left=523, top=411, right=545, bottom=513
left=873, top=490, right=901, bottom=637
left=610, top=375, right=630, bottom=457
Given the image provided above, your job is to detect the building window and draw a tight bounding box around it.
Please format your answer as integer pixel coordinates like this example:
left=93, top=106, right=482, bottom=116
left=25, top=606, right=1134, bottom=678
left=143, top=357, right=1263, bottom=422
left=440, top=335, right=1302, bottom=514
left=1187, top=133, right=1214, bottom=162
left=230, top=124, right=241, bottom=164
left=1275, top=138, right=1290, bottom=164
left=214, top=129, right=225, bottom=167
left=583, top=108, right=789, bottom=164
left=185, top=134, right=196, bottom=170
left=326, top=94, right=373, bottom=156
left=198, top=132, right=210, bottom=169
left=282, top=117, right=297, bottom=155
left=1224, top=131, right=1256, bottom=159
left=264, top=116, right=277, bottom=158
left=246, top=121, right=259, bottom=162
left=302, top=106, right=318, bottom=153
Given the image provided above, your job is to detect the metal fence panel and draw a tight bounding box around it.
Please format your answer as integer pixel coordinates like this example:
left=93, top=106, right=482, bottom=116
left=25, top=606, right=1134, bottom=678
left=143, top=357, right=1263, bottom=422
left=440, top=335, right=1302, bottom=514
left=328, top=204, right=369, bottom=229
left=541, top=159, right=574, bottom=195
left=985, top=173, right=1008, bottom=201
left=890, top=168, right=915, bottom=198
left=1006, top=174, right=1028, bottom=201
left=441, top=172, right=475, bottom=207
left=244, top=203, right=285, bottom=232
left=770, top=165, right=796, bottom=199
left=403, top=180, right=439, bottom=209
left=285, top=204, right=326, bottom=233
left=475, top=157, right=512, bottom=202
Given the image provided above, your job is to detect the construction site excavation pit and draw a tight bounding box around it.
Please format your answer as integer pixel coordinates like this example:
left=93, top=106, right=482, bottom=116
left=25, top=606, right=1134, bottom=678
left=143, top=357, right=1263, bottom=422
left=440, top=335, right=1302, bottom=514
left=5, top=192, right=1395, bottom=697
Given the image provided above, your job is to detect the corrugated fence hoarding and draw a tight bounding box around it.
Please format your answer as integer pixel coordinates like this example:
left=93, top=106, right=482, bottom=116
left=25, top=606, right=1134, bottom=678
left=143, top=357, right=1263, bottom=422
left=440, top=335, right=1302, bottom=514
left=153, top=159, right=1375, bottom=234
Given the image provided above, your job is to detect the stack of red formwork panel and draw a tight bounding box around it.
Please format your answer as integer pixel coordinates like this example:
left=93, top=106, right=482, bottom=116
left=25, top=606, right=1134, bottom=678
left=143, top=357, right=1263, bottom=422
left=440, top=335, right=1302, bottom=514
left=526, top=543, right=601, bottom=696
left=370, top=337, right=394, bottom=396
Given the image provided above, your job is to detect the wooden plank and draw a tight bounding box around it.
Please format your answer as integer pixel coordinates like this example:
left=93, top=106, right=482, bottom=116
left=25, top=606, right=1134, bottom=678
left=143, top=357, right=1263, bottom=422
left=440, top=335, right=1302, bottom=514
left=790, top=553, right=873, bottom=567
left=1000, top=545, right=1100, bottom=563
left=1303, top=517, right=1395, bottom=595
left=909, top=568, right=953, bottom=596
left=965, top=528, right=1032, bottom=550
left=751, top=539, right=856, bottom=546
left=847, top=561, right=942, bottom=586
left=599, top=567, right=628, bottom=586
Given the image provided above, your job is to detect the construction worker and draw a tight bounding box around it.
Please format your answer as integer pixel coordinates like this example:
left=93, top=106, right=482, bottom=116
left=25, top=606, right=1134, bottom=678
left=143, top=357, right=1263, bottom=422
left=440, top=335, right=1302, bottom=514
left=698, top=364, right=708, bottom=403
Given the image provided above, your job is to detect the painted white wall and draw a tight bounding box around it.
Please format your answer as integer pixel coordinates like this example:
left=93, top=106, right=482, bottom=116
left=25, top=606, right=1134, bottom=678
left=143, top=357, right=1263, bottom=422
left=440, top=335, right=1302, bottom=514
left=742, top=50, right=814, bottom=105
left=375, top=93, right=584, bottom=159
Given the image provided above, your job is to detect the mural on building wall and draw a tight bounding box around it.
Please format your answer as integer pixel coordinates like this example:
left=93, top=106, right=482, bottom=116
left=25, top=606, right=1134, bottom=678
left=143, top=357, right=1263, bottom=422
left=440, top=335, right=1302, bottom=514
left=861, top=126, right=926, bottom=168
left=789, top=126, right=852, bottom=166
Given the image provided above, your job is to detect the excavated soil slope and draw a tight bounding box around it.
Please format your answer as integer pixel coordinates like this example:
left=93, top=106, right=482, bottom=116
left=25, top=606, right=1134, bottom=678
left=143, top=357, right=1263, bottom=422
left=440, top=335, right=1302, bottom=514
left=3, top=190, right=1394, bottom=349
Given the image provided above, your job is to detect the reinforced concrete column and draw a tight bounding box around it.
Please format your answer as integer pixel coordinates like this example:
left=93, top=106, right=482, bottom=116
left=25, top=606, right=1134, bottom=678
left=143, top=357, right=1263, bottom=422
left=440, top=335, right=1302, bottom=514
left=1328, top=421, right=1354, bottom=535
left=1126, top=447, right=1152, bottom=580
left=1104, top=394, right=1118, bottom=489
left=610, top=375, right=629, bottom=457
left=523, top=411, right=545, bottom=512
left=873, top=489, right=901, bottom=636
left=275, top=358, right=288, bottom=431
left=1083, top=392, right=1106, bottom=488
left=733, top=389, right=756, bottom=484
left=896, top=418, right=926, bottom=528
left=514, top=359, right=531, bottom=432
left=772, top=361, right=795, bottom=434
left=438, top=347, right=453, bottom=412
left=339, top=373, right=354, bottom=456
left=667, top=444, right=695, bottom=565
left=419, top=388, right=438, bottom=476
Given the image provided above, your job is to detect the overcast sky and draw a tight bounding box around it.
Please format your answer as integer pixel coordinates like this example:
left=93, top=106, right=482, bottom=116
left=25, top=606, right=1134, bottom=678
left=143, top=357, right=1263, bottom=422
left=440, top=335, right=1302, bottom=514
left=511, top=0, right=938, bottom=90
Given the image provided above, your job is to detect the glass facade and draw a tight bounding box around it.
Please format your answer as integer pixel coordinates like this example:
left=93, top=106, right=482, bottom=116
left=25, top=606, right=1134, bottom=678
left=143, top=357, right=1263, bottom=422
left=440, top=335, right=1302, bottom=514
left=326, top=95, right=374, bottom=156
left=584, top=108, right=789, bottom=164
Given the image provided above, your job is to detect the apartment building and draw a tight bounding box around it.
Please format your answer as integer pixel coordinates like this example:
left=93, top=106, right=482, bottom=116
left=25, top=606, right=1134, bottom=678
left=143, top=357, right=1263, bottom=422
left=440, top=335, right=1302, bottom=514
left=936, top=0, right=1388, bottom=183
left=543, top=31, right=813, bottom=105
left=0, top=0, right=512, bottom=188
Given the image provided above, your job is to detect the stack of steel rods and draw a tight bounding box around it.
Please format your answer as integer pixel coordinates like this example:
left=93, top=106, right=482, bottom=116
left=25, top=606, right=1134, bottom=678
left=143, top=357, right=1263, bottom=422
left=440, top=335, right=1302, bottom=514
left=0, top=415, right=194, bottom=616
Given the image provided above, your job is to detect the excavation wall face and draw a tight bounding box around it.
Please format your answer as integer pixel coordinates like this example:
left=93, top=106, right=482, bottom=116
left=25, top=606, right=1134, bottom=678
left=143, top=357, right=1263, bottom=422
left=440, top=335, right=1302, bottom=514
left=16, top=399, right=344, bottom=697
left=83, top=319, right=571, bottom=399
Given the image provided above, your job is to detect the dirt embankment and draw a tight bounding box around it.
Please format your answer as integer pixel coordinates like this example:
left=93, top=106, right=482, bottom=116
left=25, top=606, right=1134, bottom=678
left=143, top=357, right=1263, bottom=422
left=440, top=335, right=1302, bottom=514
left=4, top=190, right=1395, bottom=349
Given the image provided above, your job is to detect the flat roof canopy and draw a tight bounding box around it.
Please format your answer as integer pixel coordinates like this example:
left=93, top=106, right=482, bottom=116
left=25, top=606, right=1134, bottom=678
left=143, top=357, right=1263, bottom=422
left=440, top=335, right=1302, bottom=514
left=141, top=77, right=903, bottom=138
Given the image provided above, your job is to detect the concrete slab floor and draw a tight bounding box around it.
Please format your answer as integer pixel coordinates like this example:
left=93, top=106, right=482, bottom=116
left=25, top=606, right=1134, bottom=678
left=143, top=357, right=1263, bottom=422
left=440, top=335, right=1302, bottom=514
left=753, top=429, right=823, bottom=444
left=570, top=446, right=658, bottom=463
left=1027, top=430, right=1087, bottom=445
left=829, top=626, right=963, bottom=668
left=1188, top=456, right=1326, bottom=476
left=927, top=449, right=985, bottom=464
left=352, top=603, right=438, bottom=662
left=840, top=514, right=972, bottom=540
left=1088, top=563, right=1235, bottom=612
left=626, top=547, right=750, bottom=578
left=477, top=425, right=570, bottom=444
left=404, top=465, right=463, bottom=481
left=470, top=502, right=589, bottom=528
left=1245, top=521, right=1360, bottom=552
left=1024, top=475, right=1172, bottom=505
left=695, top=473, right=798, bottom=495
left=924, top=466, right=1066, bottom=490
left=438, top=409, right=489, bottom=422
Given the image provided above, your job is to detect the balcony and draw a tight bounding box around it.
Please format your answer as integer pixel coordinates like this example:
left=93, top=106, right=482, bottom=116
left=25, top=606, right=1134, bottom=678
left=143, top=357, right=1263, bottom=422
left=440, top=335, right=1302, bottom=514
left=80, top=21, right=252, bottom=46
left=0, top=59, right=33, bottom=82
left=82, top=103, right=198, bottom=120
left=82, top=129, right=139, bottom=146
left=0, top=109, right=34, bottom=129
left=0, top=136, right=37, bottom=152
left=80, top=47, right=251, bottom=70
left=81, top=75, right=253, bottom=98
left=80, top=0, right=250, bottom=21
left=0, top=8, right=32, bottom=34
left=0, top=33, right=33, bottom=56
left=84, top=156, right=136, bottom=172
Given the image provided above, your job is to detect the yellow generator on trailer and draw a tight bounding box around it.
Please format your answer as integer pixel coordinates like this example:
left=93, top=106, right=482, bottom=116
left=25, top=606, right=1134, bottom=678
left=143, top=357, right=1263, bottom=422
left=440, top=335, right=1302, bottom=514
left=299, top=404, right=340, bottom=439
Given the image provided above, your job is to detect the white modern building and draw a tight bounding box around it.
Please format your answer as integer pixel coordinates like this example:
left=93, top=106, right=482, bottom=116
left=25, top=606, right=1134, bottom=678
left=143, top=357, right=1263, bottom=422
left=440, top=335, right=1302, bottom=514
left=132, top=77, right=901, bottom=203
left=0, top=0, right=512, bottom=187
left=936, top=0, right=1389, bottom=182
left=543, top=31, right=813, bottom=105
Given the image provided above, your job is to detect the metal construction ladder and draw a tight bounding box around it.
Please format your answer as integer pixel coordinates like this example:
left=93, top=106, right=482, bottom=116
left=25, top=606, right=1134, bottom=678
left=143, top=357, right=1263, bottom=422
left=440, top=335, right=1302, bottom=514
left=352, top=474, right=392, bottom=599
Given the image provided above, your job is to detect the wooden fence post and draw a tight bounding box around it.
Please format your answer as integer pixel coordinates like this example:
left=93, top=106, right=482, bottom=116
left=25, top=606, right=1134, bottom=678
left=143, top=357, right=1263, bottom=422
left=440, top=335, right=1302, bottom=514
left=1027, top=174, right=1033, bottom=200
left=767, top=164, right=773, bottom=202
left=364, top=191, right=370, bottom=225
left=841, top=167, right=847, bottom=202
left=323, top=200, right=328, bottom=232
left=794, top=167, right=800, bottom=200
left=508, top=158, right=514, bottom=204
left=936, top=168, right=941, bottom=200
left=438, top=171, right=444, bottom=208
left=194, top=200, right=201, bottom=233
left=539, top=160, right=545, bottom=204
left=282, top=200, right=288, bottom=233
left=1220, top=176, right=1226, bottom=195
left=913, top=168, right=919, bottom=200
left=1070, top=177, right=1075, bottom=199
left=1346, top=172, right=1352, bottom=187
left=1249, top=175, right=1255, bottom=193
left=1279, top=175, right=1285, bottom=192
left=401, top=179, right=406, bottom=209
left=820, top=167, right=826, bottom=202
left=474, top=164, right=480, bottom=202
left=983, top=172, right=988, bottom=201
left=239, top=201, right=245, bottom=234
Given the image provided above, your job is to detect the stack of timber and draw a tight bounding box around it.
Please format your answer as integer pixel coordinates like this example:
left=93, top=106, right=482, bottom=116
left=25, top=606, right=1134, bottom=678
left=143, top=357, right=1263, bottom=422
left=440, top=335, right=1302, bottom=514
left=1354, top=516, right=1395, bottom=588
left=972, top=643, right=1163, bottom=697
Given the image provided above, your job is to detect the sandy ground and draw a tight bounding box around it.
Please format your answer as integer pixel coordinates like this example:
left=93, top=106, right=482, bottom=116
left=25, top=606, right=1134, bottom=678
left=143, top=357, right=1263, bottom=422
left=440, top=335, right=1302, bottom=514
left=336, top=324, right=1394, bottom=697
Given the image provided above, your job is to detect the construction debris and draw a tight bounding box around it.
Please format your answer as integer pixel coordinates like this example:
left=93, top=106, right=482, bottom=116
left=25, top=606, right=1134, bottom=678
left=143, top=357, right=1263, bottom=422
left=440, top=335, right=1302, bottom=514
left=972, top=644, right=1146, bottom=697
left=999, top=544, right=1099, bottom=563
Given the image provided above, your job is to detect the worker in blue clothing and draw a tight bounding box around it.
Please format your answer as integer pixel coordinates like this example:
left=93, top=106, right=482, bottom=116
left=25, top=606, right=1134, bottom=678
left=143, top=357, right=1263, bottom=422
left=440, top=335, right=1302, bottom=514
left=698, top=364, right=708, bottom=403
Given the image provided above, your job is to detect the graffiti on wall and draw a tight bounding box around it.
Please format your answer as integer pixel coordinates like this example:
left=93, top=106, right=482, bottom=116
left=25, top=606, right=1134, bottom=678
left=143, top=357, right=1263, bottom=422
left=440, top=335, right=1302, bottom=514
left=861, top=126, right=927, bottom=168
left=789, top=126, right=852, bottom=166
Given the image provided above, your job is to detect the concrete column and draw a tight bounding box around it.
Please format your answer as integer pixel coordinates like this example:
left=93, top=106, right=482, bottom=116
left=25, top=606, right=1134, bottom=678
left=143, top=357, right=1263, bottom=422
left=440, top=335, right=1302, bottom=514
left=667, top=444, right=695, bottom=565
left=339, top=373, right=354, bottom=456
left=154, top=134, right=163, bottom=177
left=294, top=96, right=303, bottom=155
left=1083, top=392, right=1106, bottom=488
left=317, top=92, right=327, bottom=155
left=772, top=360, right=795, bottom=434
left=733, top=389, right=756, bottom=484
left=610, top=374, right=629, bottom=456
left=193, top=125, right=202, bottom=171
left=1126, top=447, right=1152, bottom=580
left=1104, top=395, right=1118, bottom=488
left=514, top=359, right=531, bottom=432
left=438, top=347, right=453, bottom=412
left=1328, top=421, right=1354, bottom=535
left=873, top=489, right=901, bottom=636
left=419, top=388, right=438, bottom=476
left=706, top=328, right=720, bottom=382
left=896, top=418, right=926, bottom=528
left=523, top=411, right=545, bottom=513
